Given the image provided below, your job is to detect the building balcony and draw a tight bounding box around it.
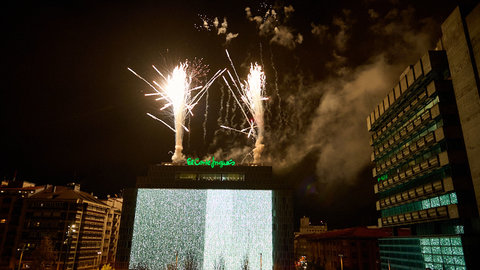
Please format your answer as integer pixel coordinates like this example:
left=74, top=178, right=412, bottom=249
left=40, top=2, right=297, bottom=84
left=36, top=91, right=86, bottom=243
left=377, top=177, right=454, bottom=211
left=380, top=204, right=458, bottom=227
left=374, top=151, right=449, bottom=194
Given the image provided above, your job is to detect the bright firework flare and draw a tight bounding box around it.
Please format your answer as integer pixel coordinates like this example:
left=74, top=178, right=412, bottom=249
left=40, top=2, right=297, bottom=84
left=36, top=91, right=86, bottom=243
left=128, top=62, right=225, bottom=163
left=221, top=50, right=267, bottom=163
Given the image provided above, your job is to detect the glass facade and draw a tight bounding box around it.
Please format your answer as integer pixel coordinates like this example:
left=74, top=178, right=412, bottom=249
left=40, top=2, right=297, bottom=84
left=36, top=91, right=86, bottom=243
left=129, top=189, right=272, bottom=270
left=379, top=237, right=466, bottom=270
left=381, top=192, right=457, bottom=217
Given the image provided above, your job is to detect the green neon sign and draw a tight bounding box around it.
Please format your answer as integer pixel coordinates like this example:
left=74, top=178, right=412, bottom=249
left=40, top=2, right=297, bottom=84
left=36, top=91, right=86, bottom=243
left=377, top=174, right=388, bottom=182
left=187, top=157, right=236, bottom=168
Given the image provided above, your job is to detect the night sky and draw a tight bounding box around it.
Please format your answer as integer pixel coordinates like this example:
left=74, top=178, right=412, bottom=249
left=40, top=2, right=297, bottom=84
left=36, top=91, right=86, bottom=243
left=2, top=0, right=469, bottom=229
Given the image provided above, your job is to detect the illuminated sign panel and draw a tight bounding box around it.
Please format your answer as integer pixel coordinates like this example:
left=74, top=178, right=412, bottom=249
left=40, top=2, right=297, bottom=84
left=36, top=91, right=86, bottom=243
left=129, top=189, right=272, bottom=270
left=186, top=157, right=236, bottom=168
left=176, top=173, right=245, bottom=181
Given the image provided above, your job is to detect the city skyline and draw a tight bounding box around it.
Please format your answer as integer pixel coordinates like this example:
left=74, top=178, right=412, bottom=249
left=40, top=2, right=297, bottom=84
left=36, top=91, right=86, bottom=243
left=2, top=0, right=474, bottom=229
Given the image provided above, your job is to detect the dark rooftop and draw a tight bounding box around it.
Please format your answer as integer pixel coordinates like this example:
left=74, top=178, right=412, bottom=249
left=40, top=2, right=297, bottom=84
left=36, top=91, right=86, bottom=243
left=296, top=227, right=394, bottom=240
left=30, top=186, right=106, bottom=206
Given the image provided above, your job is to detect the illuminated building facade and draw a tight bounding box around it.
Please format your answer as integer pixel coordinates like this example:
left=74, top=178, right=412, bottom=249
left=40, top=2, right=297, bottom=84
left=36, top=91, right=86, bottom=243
left=366, top=4, right=480, bottom=269
left=116, top=163, right=294, bottom=270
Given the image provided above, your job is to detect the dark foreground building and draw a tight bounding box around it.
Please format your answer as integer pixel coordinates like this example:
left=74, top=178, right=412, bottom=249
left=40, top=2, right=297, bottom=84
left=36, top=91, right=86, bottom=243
left=366, top=3, right=480, bottom=270
left=0, top=181, right=45, bottom=269
left=0, top=181, right=122, bottom=270
left=116, top=162, right=294, bottom=270
left=295, top=227, right=393, bottom=270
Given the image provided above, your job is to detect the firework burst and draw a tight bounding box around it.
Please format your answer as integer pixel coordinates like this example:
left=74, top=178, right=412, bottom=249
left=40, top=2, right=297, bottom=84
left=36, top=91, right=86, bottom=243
left=221, top=50, right=267, bottom=163
left=128, top=61, right=225, bottom=163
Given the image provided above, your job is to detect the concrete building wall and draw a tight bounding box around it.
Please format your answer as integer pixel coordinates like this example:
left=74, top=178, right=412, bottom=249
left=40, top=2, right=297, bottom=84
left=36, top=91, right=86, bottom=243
left=441, top=6, right=480, bottom=214
left=466, top=4, right=480, bottom=81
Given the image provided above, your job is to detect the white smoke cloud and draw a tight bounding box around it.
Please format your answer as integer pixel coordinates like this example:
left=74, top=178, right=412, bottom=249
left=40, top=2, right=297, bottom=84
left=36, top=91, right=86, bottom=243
left=203, top=20, right=210, bottom=31
left=284, top=5, right=295, bottom=16
left=368, top=9, right=379, bottom=19
left=332, top=9, right=352, bottom=52
left=217, top=18, right=228, bottom=35
left=311, top=23, right=329, bottom=40
left=245, top=7, right=253, bottom=20
left=197, top=15, right=238, bottom=45
left=208, top=4, right=438, bottom=188
left=296, top=33, right=303, bottom=44
left=262, top=6, right=439, bottom=185
left=370, top=6, right=437, bottom=59
left=245, top=5, right=303, bottom=49
left=265, top=56, right=403, bottom=184
left=225, top=32, right=239, bottom=44
left=270, top=26, right=302, bottom=49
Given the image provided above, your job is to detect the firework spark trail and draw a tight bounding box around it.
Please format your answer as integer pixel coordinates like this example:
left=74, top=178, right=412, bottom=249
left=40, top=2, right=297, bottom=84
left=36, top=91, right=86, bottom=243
left=269, top=45, right=283, bottom=129
left=230, top=92, right=237, bottom=128
left=246, top=64, right=267, bottom=163
left=222, top=50, right=267, bottom=163
left=187, top=115, right=191, bottom=149
left=217, top=84, right=225, bottom=128
left=224, top=81, right=232, bottom=127
left=260, top=42, right=273, bottom=126
left=203, top=89, right=209, bottom=143
left=259, top=42, right=265, bottom=71
left=222, top=72, right=250, bottom=129
left=128, top=63, right=225, bottom=163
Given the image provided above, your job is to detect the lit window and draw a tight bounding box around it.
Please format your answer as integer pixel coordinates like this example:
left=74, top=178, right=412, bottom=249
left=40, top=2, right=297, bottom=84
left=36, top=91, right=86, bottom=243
left=454, top=226, right=464, bottom=235
left=0, top=219, right=6, bottom=223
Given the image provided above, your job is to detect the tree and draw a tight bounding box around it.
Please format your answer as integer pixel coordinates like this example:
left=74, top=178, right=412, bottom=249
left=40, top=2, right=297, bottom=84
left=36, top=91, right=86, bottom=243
left=101, top=263, right=113, bottom=270
left=166, top=263, right=177, bottom=270
left=214, top=256, right=225, bottom=270
left=132, top=262, right=149, bottom=270
left=183, top=251, right=198, bottom=270
left=241, top=255, right=249, bottom=270
left=30, top=236, right=56, bottom=270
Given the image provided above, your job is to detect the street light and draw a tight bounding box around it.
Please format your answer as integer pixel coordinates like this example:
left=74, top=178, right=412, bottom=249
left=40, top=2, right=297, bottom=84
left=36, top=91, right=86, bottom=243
left=17, top=244, right=27, bottom=270
left=260, top=253, right=262, bottom=270
left=94, top=251, right=102, bottom=269
left=338, top=254, right=344, bottom=270
left=63, top=224, right=76, bottom=270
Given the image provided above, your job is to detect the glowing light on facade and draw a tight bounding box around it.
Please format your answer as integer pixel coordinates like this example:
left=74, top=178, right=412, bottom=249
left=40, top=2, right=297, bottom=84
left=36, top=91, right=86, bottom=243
left=130, top=189, right=272, bottom=270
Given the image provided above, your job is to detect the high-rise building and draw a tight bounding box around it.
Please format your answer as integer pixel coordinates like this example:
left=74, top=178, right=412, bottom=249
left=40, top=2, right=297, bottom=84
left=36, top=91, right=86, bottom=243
left=100, top=196, right=122, bottom=266
left=12, top=183, right=122, bottom=270
left=116, top=162, right=294, bottom=270
left=0, top=181, right=45, bottom=269
left=366, top=3, right=480, bottom=269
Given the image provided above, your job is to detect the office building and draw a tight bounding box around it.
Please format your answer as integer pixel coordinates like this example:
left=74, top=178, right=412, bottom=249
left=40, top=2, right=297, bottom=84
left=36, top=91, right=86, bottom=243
left=366, top=3, right=480, bottom=269
left=116, top=162, right=294, bottom=270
